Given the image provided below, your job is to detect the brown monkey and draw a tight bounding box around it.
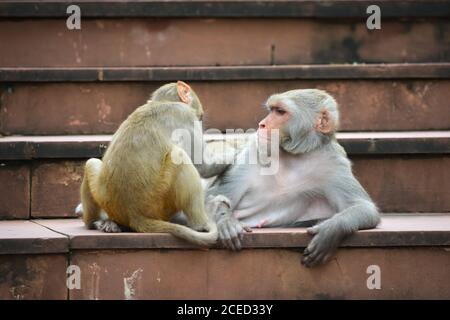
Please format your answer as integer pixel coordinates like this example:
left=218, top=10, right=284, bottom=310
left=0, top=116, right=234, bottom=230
left=80, top=81, right=228, bottom=246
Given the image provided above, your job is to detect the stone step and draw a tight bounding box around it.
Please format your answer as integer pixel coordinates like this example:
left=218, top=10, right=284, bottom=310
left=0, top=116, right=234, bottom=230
left=1, top=64, right=449, bottom=134
left=0, top=132, right=449, bottom=219
left=0, top=215, right=449, bottom=299
left=1, top=132, right=450, bottom=159
left=0, top=13, right=448, bottom=67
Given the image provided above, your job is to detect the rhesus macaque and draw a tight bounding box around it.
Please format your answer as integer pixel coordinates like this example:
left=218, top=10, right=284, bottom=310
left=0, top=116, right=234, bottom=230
left=79, top=81, right=229, bottom=246
left=207, top=89, right=380, bottom=267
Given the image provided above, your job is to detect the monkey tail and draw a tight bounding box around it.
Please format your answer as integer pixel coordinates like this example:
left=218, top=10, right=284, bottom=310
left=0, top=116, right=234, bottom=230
left=131, top=217, right=218, bottom=247
left=164, top=220, right=218, bottom=247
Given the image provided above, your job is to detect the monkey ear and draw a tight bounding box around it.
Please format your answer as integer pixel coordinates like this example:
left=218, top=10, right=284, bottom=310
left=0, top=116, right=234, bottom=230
left=177, top=81, right=192, bottom=104
left=315, top=109, right=334, bottom=134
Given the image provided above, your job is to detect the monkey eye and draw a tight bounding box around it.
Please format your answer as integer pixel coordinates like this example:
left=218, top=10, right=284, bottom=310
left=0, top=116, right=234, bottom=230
left=271, top=106, right=286, bottom=115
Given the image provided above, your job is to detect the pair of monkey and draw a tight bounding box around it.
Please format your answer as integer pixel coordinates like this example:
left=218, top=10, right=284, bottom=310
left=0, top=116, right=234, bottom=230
left=79, top=81, right=380, bottom=267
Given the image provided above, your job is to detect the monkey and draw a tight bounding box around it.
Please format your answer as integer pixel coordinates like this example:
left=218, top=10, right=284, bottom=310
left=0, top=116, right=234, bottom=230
left=206, top=89, right=381, bottom=267
left=79, top=81, right=230, bottom=246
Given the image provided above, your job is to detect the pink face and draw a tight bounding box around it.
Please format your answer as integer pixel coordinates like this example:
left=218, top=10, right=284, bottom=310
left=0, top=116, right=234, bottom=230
left=257, top=103, right=291, bottom=141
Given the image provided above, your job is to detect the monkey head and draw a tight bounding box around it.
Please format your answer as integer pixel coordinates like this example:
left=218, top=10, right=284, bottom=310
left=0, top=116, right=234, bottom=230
left=258, top=89, right=339, bottom=154
left=150, top=81, right=204, bottom=120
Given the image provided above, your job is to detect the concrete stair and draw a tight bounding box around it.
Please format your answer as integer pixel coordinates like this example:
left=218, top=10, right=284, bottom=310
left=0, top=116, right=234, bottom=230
left=0, top=0, right=449, bottom=299
left=0, top=1, right=448, bottom=67
left=1, top=215, right=449, bottom=299
left=1, top=64, right=449, bottom=135
left=0, top=132, right=449, bottom=219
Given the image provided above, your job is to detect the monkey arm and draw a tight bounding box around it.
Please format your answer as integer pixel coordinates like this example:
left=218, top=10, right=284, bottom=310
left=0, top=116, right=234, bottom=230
left=205, top=157, right=254, bottom=251
left=194, top=147, right=231, bottom=179
left=302, top=171, right=380, bottom=268
left=185, top=125, right=233, bottom=178
left=206, top=153, right=252, bottom=210
left=324, top=173, right=380, bottom=232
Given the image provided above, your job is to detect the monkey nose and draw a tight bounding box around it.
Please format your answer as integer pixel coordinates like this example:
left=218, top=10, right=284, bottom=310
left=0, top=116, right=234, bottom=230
left=258, top=122, right=266, bottom=129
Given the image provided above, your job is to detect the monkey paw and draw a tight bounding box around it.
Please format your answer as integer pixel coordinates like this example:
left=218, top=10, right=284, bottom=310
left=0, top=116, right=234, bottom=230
left=207, top=194, right=252, bottom=251
left=93, top=219, right=122, bottom=233
left=301, top=220, right=345, bottom=268
left=74, top=203, right=83, bottom=217
left=217, top=216, right=252, bottom=252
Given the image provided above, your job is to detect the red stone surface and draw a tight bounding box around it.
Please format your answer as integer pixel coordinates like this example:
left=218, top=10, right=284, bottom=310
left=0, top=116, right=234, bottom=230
left=0, top=216, right=448, bottom=300
left=353, top=156, right=450, bottom=213
left=0, top=254, right=67, bottom=300
left=25, top=155, right=450, bottom=216
left=0, top=220, right=68, bottom=254
left=0, top=19, right=447, bottom=67
left=31, top=161, right=84, bottom=218
left=0, top=163, right=30, bottom=219
left=35, top=215, right=450, bottom=250
left=68, top=247, right=450, bottom=299
left=1, top=80, right=449, bottom=134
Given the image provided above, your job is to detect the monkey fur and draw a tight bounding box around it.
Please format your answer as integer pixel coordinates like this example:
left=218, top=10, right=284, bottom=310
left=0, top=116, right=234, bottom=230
left=80, top=81, right=229, bottom=246
left=207, top=89, right=380, bottom=266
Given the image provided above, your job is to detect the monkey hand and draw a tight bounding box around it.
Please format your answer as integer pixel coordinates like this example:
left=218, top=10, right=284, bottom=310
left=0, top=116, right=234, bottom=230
left=302, top=219, right=346, bottom=268
left=207, top=194, right=252, bottom=251
left=217, top=214, right=252, bottom=251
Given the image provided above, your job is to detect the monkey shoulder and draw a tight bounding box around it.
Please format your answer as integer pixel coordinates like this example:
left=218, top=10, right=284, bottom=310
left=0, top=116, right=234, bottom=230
left=126, top=102, right=197, bottom=137
left=107, top=101, right=196, bottom=154
left=324, top=141, right=352, bottom=168
left=293, top=142, right=353, bottom=191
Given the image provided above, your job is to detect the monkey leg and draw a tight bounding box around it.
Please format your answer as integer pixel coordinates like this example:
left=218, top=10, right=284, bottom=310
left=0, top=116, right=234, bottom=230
left=174, top=163, right=215, bottom=232
left=80, top=158, right=104, bottom=229
left=129, top=146, right=217, bottom=246
left=167, top=145, right=215, bottom=232
left=75, top=202, right=123, bottom=233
